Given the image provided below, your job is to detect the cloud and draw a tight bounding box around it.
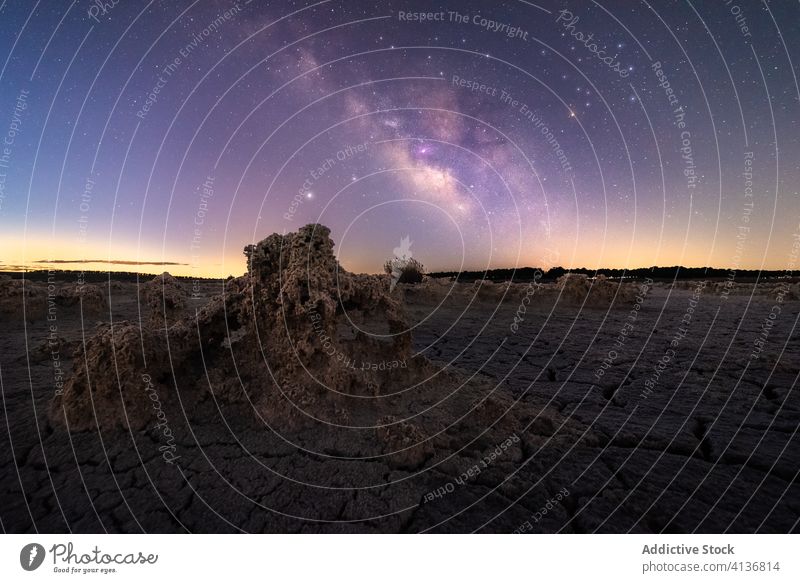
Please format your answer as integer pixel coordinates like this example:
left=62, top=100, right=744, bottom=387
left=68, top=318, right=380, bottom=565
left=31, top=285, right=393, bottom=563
left=31, top=259, right=188, bottom=266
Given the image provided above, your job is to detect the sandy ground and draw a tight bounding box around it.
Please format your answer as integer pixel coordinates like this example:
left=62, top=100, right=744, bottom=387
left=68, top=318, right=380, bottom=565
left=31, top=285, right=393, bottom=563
left=1, top=275, right=798, bottom=533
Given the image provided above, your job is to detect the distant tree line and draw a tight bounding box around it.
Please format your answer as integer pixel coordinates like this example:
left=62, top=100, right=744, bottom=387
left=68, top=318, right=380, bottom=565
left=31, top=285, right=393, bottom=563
left=5, top=266, right=796, bottom=285
left=428, top=266, right=795, bottom=283
left=3, top=269, right=210, bottom=283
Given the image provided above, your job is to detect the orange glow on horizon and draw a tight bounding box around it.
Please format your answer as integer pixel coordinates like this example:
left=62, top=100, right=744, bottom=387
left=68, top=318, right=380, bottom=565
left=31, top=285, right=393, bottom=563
left=1, top=227, right=793, bottom=280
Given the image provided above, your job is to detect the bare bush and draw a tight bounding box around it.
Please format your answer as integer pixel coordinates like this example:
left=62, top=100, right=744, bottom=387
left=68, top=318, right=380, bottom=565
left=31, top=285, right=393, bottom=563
left=384, top=256, right=425, bottom=285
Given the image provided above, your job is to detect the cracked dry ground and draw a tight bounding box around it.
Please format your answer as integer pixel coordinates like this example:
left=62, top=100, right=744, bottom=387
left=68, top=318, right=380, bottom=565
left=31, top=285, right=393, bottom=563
left=1, top=280, right=798, bottom=533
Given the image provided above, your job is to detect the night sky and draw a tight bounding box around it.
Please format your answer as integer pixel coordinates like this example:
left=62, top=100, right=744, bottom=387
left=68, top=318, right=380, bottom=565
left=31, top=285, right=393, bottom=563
left=0, top=0, right=798, bottom=277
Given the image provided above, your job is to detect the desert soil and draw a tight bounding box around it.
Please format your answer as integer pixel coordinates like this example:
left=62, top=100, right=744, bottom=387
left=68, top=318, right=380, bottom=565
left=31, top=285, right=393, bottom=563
left=1, top=274, right=798, bottom=533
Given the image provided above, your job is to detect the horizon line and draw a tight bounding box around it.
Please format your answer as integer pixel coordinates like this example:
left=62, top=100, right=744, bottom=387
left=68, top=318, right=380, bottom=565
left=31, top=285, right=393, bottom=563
left=1, top=264, right=797, bottom=281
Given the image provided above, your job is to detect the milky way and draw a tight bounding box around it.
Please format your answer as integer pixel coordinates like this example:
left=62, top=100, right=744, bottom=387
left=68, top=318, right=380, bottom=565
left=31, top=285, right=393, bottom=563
left=0, top=0, right=798, bottom=277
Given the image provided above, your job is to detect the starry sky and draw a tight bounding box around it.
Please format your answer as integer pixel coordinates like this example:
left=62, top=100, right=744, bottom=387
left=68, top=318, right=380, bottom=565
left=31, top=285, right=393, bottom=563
left=0, top=0, right=798, bottom=277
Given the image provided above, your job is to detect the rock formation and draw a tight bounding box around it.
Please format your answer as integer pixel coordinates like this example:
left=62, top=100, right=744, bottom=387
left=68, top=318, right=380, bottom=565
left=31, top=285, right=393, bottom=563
left=55, top=282, right=108, bottom=317
left=51, top=225, right=430, bottom=437
left=50, top=322, right=191, bottom=431
left=555, top=273, right=635, bottom=307
left=142, top=272, right=188, bottom=327
left=0, top=278, right=46, bottom=322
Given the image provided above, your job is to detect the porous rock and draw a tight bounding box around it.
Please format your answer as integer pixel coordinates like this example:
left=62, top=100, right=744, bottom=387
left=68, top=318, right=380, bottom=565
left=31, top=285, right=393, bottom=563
left=0, top=278, right=46, bottom=322
left=142, top=272, right=188, bottom=327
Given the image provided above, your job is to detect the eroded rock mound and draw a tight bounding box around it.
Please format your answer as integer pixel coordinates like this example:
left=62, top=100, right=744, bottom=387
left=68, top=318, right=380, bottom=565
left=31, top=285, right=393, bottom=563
left=51, top=225, right=424, bottom=433
left=555, top=273, right=635, bottom=307
left=244, top=226, right=411, bottom=379
left=239, top=224, right=424, bottom=429
left=55, top=283, right=108, bottom=317
left=50, top=322, right=192, bottom=431
left=377, top=415, right=434, bottom=470
left=0, top=278, right=46, bottom=322
left=142, top=272, right=188, bottom=326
